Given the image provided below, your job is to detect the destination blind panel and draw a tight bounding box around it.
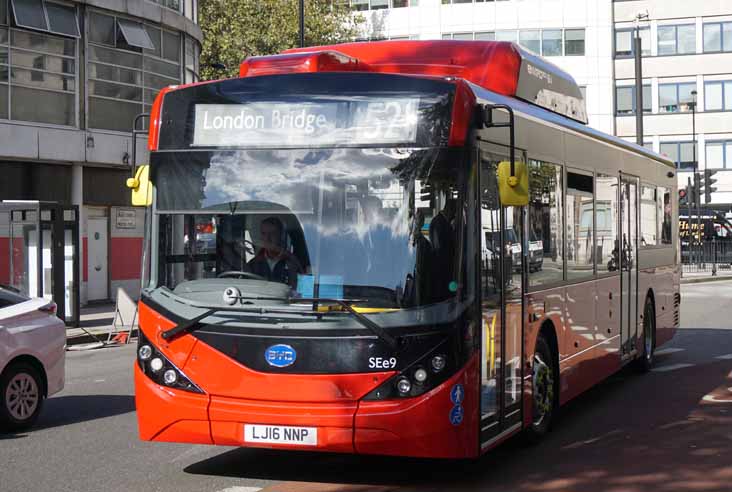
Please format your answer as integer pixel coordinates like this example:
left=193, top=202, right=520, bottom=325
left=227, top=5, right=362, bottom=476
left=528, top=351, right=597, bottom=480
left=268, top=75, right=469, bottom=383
left=192, top=98, right=420, bottom=147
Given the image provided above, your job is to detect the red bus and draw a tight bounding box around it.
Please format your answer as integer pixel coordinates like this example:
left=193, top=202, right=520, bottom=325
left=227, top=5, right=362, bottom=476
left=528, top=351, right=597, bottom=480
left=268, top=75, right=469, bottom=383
left=130, top=41, right=680, bottom=459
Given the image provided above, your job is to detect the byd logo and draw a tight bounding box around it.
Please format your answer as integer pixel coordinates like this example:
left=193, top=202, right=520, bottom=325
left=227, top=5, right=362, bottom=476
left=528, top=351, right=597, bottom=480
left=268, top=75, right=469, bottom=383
left=265, top=344, right=297, bottom=368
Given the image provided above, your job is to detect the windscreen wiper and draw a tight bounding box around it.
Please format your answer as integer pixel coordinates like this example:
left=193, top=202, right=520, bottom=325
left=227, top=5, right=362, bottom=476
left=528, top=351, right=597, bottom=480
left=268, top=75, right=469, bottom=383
left=290, top=297, right=398, bottom=350
left=160, top=295, right=398, bottom=350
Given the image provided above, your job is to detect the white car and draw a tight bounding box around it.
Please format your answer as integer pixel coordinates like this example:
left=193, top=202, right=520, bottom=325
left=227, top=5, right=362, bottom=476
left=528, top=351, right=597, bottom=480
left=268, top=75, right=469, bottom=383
left=0, top=286, right=65, bottom=432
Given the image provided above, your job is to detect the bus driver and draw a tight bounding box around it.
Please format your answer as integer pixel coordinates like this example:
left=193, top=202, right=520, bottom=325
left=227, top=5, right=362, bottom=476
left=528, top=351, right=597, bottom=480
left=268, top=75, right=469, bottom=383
left=247, top=217, right=302, bottom=288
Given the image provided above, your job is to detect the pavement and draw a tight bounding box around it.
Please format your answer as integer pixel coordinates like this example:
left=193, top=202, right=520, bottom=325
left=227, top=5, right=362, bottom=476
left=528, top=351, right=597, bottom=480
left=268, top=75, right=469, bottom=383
left=66, top=302, right=137, bottom=348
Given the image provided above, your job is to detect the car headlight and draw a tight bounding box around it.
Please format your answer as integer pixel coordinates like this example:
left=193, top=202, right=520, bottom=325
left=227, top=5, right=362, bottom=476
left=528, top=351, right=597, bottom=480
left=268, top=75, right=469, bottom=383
left=137, top=331, right=203, bottom=394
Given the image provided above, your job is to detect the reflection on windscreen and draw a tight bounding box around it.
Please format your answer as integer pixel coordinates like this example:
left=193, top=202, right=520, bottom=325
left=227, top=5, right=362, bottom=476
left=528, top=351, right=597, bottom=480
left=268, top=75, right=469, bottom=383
left=153, top=148, right=472, bottom=309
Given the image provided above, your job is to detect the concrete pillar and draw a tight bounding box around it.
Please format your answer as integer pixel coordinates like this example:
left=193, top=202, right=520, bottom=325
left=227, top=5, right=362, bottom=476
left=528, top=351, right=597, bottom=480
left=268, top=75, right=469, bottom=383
left=72, top=163, right=85, bottom=305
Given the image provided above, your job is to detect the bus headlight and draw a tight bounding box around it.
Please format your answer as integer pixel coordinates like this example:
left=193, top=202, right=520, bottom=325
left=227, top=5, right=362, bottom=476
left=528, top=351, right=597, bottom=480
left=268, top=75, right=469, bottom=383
left=137, top=331, right=203, bottom=394
left=362, top=342, right=456, bottom=401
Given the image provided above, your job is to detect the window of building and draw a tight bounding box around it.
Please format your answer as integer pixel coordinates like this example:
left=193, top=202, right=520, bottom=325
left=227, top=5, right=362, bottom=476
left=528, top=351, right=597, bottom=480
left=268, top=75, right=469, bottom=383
left=117, top=19, right=154, bottom=50
left=87, top=10, right=182, bottom=132
left=640, top=185, right=657, bottom=246
left=596, top=174, right=618, bottom=275
left=565, top=28, right=585, bottom=56
left=615, top=85, right=651, bottom=115
left=566, top=170, right=594, bottom=280
left=0, top=26, right=7, bottom=119
left=658, top=82, right=696, bottom=113
left=495, top=30, right=518, bottom=43
left=615, top=28, right=650, bottom=57
left=705, top=80, right=732, bottom=111
left=519, top=29, right=540, bottom=54
left=352, top=0, right=417, bottom=8
left=1, top=0, right=7, bottom=24
left=184, top=35, right=199, bottom=84
left=703, top=22, right=732, bottom=53
left=658, top=24, right=695, bottom=55
left=453, top=32, right=473, bottom=40
left=10, top=0, right=79, bottom=37
left=706, top=141, right=732, bottom=170
left=148, top=0, right=182, bottom=12
left=475, top=31, right=495, bottom=40
left=8, top=27, right=75, bottom=125
left=528, top=160, right=563, bottom=287
left=660, top=142, right=696, bottom=171
left=541, top=29, right=562, bottom=56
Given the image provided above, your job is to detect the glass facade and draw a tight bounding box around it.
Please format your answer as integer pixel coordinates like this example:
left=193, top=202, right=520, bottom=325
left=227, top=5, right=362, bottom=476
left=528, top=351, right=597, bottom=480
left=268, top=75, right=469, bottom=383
left=0, top=0, right=201, bottom=132
left=86, top=9, right=199, bottom=132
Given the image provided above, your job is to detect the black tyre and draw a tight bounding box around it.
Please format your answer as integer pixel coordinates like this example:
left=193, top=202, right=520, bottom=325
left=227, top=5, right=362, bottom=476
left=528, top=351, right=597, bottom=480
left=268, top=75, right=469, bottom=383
left=525, top=334, right=557, bottom=441
left=0, top=362, right=45, bottom=432
left=635, top=296, right=655, bottom=373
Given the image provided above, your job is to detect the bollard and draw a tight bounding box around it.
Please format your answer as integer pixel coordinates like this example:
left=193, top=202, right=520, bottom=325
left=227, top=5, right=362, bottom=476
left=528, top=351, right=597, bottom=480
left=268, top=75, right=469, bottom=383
left=713, top=237, right=717, bottom=276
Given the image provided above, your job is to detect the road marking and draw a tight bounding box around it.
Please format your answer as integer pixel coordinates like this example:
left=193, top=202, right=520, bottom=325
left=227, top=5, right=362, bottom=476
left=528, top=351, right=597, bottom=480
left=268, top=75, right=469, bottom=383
left=215, top=487, right=262, bottom=492
left=654, top=348, right=685, bottom=356
left=652, top=363, right=695, bottom=373
left=716, top=354, right=732, bottom=360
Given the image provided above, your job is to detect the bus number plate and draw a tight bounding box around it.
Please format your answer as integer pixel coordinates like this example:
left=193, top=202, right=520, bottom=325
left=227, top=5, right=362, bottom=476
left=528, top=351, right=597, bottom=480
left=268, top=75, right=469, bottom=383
left=244, top=424, right=317, bottom=446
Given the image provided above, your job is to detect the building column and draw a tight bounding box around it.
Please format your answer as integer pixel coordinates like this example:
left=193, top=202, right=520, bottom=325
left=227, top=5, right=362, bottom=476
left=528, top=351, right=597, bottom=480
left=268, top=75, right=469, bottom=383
left=72, top=163, right=85, bottom=306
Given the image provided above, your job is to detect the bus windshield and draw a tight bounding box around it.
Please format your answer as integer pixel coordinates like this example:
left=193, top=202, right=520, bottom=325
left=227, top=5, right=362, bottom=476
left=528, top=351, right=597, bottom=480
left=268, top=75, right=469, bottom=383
left=150, top=147, right=472, bottom=313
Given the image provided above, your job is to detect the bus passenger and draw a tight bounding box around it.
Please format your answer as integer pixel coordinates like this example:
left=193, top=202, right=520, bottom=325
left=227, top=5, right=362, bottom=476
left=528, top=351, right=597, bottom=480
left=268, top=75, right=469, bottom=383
left=248, top=217, right=302, bottom=288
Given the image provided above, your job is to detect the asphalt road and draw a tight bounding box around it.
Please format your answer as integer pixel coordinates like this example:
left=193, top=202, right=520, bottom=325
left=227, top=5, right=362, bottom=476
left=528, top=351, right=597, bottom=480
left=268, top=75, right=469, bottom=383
left=2, top=281, right=731, bottom=492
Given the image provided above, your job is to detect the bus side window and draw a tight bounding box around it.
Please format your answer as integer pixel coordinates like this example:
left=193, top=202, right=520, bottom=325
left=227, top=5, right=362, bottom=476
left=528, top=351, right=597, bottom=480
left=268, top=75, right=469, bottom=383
left=566, top=170, right=594, bottom=280
left=528, top=160, right=563, bottom=287
left=596, top=174, right=619, bottom=273
left=658, top=186, right=672, bottom=245
left=640, top=185, right=657, bottom=247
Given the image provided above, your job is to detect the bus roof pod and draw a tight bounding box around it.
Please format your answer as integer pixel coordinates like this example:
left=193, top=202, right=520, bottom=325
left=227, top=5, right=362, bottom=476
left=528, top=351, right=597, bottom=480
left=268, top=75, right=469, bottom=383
left=240, top=40, right=587, bottom=124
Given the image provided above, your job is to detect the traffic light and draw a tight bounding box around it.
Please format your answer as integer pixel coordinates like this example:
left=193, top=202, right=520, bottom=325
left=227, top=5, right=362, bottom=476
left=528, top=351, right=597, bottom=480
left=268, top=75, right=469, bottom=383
left=703, top=169, right=718, bottom=204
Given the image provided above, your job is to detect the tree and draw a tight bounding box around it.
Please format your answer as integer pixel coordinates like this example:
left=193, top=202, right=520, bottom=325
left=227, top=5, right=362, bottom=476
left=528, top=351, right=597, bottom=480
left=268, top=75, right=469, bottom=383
left=199, top=0, right=364, bottom=80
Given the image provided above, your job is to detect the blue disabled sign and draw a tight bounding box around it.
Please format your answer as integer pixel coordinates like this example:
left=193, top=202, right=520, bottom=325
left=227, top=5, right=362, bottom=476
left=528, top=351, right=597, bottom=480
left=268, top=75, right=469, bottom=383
left=450, top=384, right=464, bottom=405
left=449, top=405, right=464, bottom=426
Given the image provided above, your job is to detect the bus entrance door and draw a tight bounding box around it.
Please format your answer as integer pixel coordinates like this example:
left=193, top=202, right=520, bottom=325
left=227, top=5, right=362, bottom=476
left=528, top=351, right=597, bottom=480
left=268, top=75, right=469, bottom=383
left=619, top=175, right=639, bottom=356
left=478, top=143, right=525, bottom=450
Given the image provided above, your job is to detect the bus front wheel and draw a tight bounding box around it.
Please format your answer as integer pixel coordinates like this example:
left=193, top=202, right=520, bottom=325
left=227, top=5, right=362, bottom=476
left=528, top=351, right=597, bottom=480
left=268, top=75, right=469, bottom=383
left=526, top=334, right=556, bottom=441
left=635, top=296, right=656, bottom=373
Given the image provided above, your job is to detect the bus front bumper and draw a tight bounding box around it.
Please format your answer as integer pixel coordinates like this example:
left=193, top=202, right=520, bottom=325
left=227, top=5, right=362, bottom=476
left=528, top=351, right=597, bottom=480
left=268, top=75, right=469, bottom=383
left=135, top=355, right=480, bottom=458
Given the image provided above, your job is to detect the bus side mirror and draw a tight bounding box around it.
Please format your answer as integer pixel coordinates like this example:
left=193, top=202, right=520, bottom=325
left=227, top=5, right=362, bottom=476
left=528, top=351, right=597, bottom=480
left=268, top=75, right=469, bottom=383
left=126, top=165, right=152, bottom=206
left=497, top=161, right=529, bottom=206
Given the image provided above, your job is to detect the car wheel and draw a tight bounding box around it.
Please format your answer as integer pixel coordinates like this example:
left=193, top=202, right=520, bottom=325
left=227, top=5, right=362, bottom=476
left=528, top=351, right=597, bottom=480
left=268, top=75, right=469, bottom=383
left=525, top=334, right=557, bottom=442
left=635, top=297, right=655, bottom=373
left=0, top=362, right=44, bottom=432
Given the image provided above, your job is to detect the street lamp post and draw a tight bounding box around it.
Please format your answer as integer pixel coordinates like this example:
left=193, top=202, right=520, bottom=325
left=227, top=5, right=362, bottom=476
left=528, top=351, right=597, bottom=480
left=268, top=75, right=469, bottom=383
left=299, top=0, right=305, bottom=48
left=691, top=90, right=700, bottom=267
left=634, top=12, right=649, bottom=146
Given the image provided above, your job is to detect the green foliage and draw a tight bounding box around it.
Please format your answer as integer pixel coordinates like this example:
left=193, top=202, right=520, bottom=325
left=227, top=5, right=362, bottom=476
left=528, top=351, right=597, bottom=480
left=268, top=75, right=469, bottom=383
left=199, top=0, right=364, bottom=80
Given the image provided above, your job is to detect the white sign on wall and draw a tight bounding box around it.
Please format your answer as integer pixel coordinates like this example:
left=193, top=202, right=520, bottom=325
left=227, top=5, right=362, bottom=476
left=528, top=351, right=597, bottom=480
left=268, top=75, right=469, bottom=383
left=116, top=209, right=137, bottom=229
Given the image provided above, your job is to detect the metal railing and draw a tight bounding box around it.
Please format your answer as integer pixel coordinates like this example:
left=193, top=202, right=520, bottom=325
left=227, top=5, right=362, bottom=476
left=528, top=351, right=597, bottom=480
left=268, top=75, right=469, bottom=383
left=681, top=238, right=732, bottom=274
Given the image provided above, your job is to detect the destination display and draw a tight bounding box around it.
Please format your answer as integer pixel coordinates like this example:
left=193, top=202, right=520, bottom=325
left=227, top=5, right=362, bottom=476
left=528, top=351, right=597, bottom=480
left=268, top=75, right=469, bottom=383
left=192, top=98, right=420, bottom=147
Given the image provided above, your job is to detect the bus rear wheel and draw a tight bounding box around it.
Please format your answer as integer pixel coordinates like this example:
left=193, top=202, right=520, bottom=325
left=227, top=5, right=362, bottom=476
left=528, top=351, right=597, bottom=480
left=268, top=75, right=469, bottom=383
left=526, top=335, right=556, bottom=441
left=635, top=296, right=655, bottom=373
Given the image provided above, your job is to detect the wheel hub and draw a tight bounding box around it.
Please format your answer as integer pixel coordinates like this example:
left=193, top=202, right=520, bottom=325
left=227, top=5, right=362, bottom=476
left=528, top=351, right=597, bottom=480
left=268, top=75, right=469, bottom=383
left=532, top=354, right=554, bottom=426
left=5, top=373, right=39, bottom=421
